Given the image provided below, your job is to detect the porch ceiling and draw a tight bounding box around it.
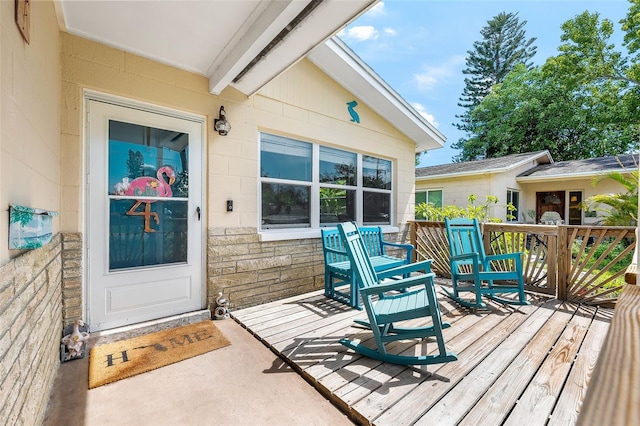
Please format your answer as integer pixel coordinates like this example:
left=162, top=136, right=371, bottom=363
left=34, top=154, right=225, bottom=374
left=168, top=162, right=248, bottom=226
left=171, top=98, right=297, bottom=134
left=56, top=0, right=376, bottom=96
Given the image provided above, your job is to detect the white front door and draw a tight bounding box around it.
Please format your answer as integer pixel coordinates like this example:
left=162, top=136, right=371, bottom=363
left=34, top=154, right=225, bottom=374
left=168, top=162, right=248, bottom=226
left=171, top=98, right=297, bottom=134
left=87, top=99, right=204, bottom=331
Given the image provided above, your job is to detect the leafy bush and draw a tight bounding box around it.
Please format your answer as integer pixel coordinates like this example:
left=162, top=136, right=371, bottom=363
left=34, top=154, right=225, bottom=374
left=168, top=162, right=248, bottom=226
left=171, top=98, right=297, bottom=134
left=572, top=238, right=634, bottom=274
left=415, top=194, right=515, bottom=222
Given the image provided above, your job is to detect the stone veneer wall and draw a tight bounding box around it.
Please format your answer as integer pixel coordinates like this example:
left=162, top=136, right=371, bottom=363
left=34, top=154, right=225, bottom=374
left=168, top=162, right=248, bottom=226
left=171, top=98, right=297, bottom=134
left=206, top=225, right=411, bottom=310
left=61, top=233, right=83, bottom=327
left=0, top=235, right=63, bottom=424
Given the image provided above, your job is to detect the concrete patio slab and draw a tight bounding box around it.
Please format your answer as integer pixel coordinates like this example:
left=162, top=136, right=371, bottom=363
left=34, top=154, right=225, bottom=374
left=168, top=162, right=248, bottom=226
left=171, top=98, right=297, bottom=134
left=44, top=318, right=353, bottom=425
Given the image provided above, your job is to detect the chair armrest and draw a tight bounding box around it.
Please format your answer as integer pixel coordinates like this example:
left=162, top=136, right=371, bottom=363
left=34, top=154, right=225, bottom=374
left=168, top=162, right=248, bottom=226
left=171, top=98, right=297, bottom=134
left=380, top=241, right=414, bottom=261
left=450, top=253, right=480, bottom=263
left=323, top=246, right=346, bottom=257
left=377, top=259, right=432, bottom=279
left=484, top=252, right=523, bottom=262
left=360, top=272, right=436, bottom=295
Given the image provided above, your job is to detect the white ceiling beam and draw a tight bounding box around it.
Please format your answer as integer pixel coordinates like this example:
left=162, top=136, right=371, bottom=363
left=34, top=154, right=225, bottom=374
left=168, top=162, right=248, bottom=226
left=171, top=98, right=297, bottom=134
left=207, top=0, right=310, bottom=95
left=233, top=0, right=377, bottom=96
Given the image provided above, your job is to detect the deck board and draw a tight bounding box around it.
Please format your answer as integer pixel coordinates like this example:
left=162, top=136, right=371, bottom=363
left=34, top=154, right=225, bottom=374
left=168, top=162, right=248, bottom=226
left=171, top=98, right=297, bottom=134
left=503, top=305, right=595, bottom=425
left=548, top=308, right=612, bottom=425
left=231, top=287, right=611, bottom=425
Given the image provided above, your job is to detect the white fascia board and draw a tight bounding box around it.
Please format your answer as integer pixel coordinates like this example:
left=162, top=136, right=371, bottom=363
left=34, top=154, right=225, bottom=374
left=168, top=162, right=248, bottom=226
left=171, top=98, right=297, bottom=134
left=416, top=152, right=553, bottom=181
left=517, top=168, right=632, bottom=183
left=308, top=37, right=445, bottom=152
left=231, top=0, right=377, bottom=97
left=416, top=169, right=502, bottom=181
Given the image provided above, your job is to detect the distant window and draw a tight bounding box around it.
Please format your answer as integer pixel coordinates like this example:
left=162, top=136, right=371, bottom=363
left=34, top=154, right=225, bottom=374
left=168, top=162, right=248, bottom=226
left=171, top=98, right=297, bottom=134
left=568, top=191, right=583, bottom=225
left=507, top=189, right=520, bottom=222
left=415, top=189, right=443, bottom=219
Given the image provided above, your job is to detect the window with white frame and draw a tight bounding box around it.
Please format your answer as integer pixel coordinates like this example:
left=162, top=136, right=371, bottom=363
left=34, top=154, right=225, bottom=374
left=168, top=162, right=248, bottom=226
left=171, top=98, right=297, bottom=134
left=506, top=189, right=520, bottom=222
left=260, top=133, right=392, bottom=229
left=415, top=189, right=443, bottom=219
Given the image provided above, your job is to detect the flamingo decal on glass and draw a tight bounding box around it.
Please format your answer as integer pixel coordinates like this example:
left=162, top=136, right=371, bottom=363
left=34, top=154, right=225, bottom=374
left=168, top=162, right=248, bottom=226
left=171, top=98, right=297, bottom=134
left=122, top=166, right=176, bottom=232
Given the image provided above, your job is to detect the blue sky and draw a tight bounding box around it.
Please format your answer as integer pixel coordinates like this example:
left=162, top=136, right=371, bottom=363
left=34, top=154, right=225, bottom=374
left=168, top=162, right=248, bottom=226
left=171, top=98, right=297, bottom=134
left=340, top=0, right=631, bottom=167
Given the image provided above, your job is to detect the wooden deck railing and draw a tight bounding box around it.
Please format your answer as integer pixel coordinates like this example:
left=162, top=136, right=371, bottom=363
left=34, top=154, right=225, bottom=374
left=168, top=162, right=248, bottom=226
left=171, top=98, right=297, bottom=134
left=409, top=221, right=636, bottom=307
left=577, top=284, right=640, bottom=425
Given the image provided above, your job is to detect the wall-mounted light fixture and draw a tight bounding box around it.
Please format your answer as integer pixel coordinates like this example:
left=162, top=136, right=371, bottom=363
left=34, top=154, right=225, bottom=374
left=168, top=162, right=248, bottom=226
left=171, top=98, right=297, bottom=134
left=214, top=106, right=231, bottom=136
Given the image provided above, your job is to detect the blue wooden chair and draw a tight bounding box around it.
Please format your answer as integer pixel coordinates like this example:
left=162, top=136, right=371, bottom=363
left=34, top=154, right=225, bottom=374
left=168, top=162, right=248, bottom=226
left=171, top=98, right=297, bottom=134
left=444, top=218, right=528, bottom=309
left=337, top=221, right=457, bottom=366
left=321, top=226, right=414, bottom=309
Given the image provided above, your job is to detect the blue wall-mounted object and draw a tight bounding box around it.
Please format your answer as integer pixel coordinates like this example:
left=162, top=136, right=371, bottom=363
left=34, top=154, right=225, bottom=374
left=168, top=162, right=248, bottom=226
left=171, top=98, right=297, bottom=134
left=347, top=100, right=360, bottom=123
left=9, top=205, right=58, bottom=250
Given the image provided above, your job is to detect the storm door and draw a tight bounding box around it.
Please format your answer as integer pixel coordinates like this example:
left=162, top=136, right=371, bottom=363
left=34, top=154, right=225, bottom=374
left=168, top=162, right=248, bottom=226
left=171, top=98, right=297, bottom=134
left=87, top=99, right=203, bottom=331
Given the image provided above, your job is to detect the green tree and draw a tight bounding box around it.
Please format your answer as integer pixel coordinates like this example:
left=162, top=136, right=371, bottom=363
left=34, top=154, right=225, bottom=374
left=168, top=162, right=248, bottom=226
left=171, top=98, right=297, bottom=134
left=461, top=4, right=640, bottom=162
left=453, top=12, right=537, bottom=161
left=464, top=64, right=636, bottom=161
left=543, top=9, right=640, bottom=146
left=415, top=194, right=514, bottom=222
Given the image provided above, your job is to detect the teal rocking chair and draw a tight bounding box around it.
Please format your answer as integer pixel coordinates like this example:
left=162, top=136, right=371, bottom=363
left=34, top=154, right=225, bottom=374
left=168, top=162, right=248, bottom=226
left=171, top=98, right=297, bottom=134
left=337, top=222, right=457, bottom=366
left=444, top=218, right=528, bottom=309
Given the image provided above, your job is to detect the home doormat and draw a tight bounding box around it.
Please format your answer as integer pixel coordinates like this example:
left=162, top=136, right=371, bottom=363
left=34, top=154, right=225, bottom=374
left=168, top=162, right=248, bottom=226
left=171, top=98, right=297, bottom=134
left=89, top=321, right=230, bottom=389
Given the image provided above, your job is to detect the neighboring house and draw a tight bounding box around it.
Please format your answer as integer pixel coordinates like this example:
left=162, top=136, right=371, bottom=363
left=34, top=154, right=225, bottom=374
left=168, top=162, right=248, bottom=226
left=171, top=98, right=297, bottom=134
left=1, top=1, right=447, bottom=422
left=416, top=151, right=638, bottom=224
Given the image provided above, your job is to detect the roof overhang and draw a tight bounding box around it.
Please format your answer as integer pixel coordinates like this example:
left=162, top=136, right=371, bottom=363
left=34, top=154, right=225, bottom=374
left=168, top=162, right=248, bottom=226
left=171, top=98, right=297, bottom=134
left=308, top=37, right=446, bottom=152
left=517, top=168, right=633, bottom=183
left=416, top=150, right=553, bottom=181
left=56, top=0, right=376, bottom=96
left=416, top=169, right=500, bottom=182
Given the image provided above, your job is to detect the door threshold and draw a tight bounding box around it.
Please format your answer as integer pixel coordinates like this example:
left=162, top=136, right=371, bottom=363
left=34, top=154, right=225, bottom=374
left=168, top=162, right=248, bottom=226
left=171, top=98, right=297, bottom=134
left=89, top=310, right=211, bottom=346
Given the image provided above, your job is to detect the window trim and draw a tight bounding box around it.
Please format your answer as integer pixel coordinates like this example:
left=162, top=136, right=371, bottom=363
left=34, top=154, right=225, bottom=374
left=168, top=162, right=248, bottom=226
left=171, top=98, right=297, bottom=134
left=506, top=188, right=520, bottom=222
left=415, top=188, right=443, bottom=219
left=259, top=133, right=394, bottom=234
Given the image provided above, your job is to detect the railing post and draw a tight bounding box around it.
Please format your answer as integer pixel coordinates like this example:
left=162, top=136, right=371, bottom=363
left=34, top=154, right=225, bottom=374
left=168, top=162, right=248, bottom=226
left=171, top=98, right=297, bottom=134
left=557, top=225, right=568, bottom=300
left=410, top=221, right=417, bottom=263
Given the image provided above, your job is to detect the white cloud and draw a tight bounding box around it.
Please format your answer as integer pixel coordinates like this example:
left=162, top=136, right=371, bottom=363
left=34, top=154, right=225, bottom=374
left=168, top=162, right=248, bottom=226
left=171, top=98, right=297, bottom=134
left=383, top=27, right=396, bottom=36
left=367, top=2, right=386, bottom=16
left=338, top=25, right=379, bottom=42
left=411, top=102, right=439, bottom=128
left=413, top=55, right=465, bottom=92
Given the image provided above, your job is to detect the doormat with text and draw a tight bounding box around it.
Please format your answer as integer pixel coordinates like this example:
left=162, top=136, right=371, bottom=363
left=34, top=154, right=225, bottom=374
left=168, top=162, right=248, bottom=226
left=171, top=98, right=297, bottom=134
left=89, top=321, right=230, bottom=389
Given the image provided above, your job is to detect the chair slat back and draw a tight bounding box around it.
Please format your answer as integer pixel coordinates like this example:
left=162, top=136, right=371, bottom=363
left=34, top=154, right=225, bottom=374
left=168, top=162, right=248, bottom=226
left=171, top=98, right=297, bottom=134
left=445, top=218, right=486, bottom=259
left=337, top=222, right=379, bottom=290
left=321, top=229, right=349, bottom=263
left=358, top=227, right=384, bottom=256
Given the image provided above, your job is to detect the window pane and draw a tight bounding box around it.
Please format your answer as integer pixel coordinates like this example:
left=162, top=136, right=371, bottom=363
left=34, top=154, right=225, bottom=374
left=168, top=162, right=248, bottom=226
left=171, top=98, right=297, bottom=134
left=507, top=190, right=519, bottom=222
left=363, top=191, right=390, bottom=225
left=110, top=199, right=187, bottom=269
left=260, top=134, right=312, bottom=181
left=428, top=190, right=443, bottom=208
left=261, top=183, right=310, bottom=228
left=108, top=120, right=189, bottom=197
left=415, top=192, right=427, bottom=205
left=569, top=191, right=582, bottom=225
left=320, top=188, right=356, bottom=225
left=363, top=156, right=391, bottom=189
left=319, top=146, right=356, bottom=185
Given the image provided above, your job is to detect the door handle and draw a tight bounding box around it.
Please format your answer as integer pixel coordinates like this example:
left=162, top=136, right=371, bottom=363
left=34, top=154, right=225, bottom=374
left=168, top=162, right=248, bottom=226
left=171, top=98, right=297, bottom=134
left=196, top=207, right=201, bottom=220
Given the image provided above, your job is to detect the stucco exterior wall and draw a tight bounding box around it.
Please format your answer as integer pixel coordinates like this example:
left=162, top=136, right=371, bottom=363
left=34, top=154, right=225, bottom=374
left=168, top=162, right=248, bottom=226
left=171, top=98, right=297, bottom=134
left=1, top=0, right=61, bottom=264
left=520, top=177, right=626, bottom=224
left=417, top=164, right=632, bottom=225
left=416, top=174, right=500, bottom=218
left=0, top=1, right=62, bottom=423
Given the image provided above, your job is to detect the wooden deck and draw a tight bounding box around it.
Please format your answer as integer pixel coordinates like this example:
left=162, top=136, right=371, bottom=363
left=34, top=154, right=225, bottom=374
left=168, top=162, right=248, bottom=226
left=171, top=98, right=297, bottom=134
left=231, top=281, right=612, bottom=426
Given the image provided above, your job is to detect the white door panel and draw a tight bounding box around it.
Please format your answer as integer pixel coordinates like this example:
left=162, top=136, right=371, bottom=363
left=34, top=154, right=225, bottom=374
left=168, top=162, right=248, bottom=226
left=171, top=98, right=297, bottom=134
left=87, top=99, right=204, bottom=331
